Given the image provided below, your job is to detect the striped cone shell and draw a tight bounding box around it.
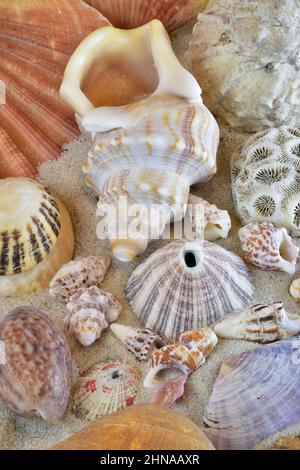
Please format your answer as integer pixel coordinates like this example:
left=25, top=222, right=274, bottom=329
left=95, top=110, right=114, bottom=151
left=125, top=239, right=253, bottom=342
left=73, top=361, right=139, bottom=421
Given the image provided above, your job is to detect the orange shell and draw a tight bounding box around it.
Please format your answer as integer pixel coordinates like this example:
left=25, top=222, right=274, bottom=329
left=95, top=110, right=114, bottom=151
left=0, top=0, right=109, bottom=178
left=85, top=0, right=208, bottom=31
left=52, top=404, right=215, bottom=450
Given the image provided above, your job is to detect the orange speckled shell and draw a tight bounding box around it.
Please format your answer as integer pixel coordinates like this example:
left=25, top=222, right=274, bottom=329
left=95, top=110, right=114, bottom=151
left=85, top=0, right=208, bottom=31
left=53, top=404, right=215, bottom=450
left=0, top=306, right=72, bottom=423
left=0, top=0, right=109, bottom=178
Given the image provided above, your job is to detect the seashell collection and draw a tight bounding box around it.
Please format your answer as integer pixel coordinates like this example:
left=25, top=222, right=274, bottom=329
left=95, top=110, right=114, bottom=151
left=66, top=286, right=122, bottom=346
left=73, top=361, right=139, bottom=421
left=0, top=0, right=300, bottom=451
left=239, top=222, right=299, bottom=274
left=125, top=239, right=253, bottom=341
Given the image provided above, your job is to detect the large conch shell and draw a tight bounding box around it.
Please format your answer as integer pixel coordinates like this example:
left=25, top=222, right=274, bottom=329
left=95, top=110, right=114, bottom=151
left=60, top=20, right=219, bottom=261
left=203, top=338, right=300, bottom=449
left=125, top=239, right=253, bottom=342
left=85, top=0, right=208, bottom=31
left=0, top=0, right=109, bottom=178
left=0, top=177, right=74, bottom=296
left=214, top=301, right=300, bottom=343
left=0, top=306, right=73, bottom=423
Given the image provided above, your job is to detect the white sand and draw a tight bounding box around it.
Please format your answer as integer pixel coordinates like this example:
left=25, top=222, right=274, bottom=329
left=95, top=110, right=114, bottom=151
left=0, top=25, right=299, bottom=450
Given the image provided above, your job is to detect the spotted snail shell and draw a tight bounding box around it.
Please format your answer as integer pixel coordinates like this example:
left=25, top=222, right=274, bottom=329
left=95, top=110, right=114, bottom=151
left=0, top=306, right=73, bottom=423
left=0, top=177, right=74, bottom=296
left=60, top=20, right=219, bottom=262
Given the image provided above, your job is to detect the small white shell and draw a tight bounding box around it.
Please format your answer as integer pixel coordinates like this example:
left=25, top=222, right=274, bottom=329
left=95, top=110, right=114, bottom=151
left=290, top=278, right=300, bottom=302
left=239, top=222, right=299, bottom=274
left=49, top=255, right=111, bottom=302
left=73, top=361, right=139, bottom=421
left=66, top=286, right=121, bottom=346
left=188, top=193, right=231, bottom=241
left=214, top=301, right=300, bottom=343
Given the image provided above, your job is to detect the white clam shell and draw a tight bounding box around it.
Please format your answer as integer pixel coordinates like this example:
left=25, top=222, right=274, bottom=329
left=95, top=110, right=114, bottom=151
left=214, top=302, right=300, bottom=343
left=203, top=338, right=300, bottom=449
left=125, top=239, right=253, bottom=342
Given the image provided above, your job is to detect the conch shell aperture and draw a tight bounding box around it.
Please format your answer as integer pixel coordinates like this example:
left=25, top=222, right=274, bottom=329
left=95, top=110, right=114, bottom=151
left=60, top=20, right=219, bottom=261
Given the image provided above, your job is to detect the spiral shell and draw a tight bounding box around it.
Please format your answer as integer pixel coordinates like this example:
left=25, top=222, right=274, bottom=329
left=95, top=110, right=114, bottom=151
left=49, top=255, right=111, bottom=302
left=0, top=177, right=74, bottom=296
left=73, top=361, right=139, bottom=421
left=214, top=302, right=300, bottom=343
left=144, top=327, right=217, bottom=388
left=125, top=239, right=253, bottom=342
left=0, top=306, right=72, bottom=423
left=60, top=20, right=219, bottom=261
left=239, top=223, right=299, bottom=274
left=66, top=286, right=122, bottom=346
left=110, top=324, right=167, bottom=362
left=204, top=338, right=300, bottom=449
left=231, top=126, right=300, bottom=235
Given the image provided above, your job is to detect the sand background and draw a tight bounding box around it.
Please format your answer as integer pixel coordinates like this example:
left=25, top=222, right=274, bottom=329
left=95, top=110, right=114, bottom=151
left=0, top=23, right=299, bottom=450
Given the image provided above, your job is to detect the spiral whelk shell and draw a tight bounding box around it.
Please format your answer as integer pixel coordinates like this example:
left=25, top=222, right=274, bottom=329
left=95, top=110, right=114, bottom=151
left=231, top=126, right=300, bottom=235
left=66, top=286, right=122, bottom=346
left=60, top=20, right=219, bottom=261
left=0, top=177, right=74, bottom=296
left=49, top=255, right=111, bottom=302
left=204, top=338, right=300, bottom=449
left=125, top=239, right=253, bottom=342
left=239, top=222, right=299, bottom=274
left=73, top=361, right=139, bottom=421
left=144, top=327, right=218, bottom=388
left=0, top=306, right=72, bottom=423
left=214, top=301, right=300, bottom=344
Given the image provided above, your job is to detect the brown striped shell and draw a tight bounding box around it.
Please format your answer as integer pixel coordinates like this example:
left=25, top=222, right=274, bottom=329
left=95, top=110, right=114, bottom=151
left=0, top=306, right=73, bottom=423
left=0, top=177, right=74, bottom=296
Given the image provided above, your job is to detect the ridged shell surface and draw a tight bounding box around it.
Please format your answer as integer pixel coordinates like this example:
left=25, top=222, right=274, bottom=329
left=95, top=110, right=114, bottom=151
left=189, top=0, right=300, bottom=131
left=231, top=126, right=300, bottom=235
left=203, top=338, right=300, bottom=449
left=0, top=0, right=109, bottom=178
left=49, top=255, right=111, bottom=302
left=0, top=306, right=72, bottom=423
left=0, top=177, right=74, bottom=296
left=125, top=239, right=253, bottom=341
left=85, top=0, right=208, bottom=31
left=73, top=361, right=139, bottom=421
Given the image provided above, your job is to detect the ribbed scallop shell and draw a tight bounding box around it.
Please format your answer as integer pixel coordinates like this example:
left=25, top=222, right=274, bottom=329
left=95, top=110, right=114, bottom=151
left=125, top=239, right=253, bottom=342
left=231, top=126, right=300, bottom=235
left=203, top=338, right=300, bottom=449
left=0, top=0, right=109, bottom=178
left=144, top=327, right=218, bottom=388
left=49, top=255, right=111, bottom=302
left=66, top=286, right=122, bottom=347
left=110, top=324, right=167, bottom=362
left=85, top=0, right=208, bottom=31
left=73, top=361, right=139, bottom=421
left=0, top=306, right=72, bottom=423
left=239, top=223, right=299, bottom=274
left=214, top=301, right=300, bottom=343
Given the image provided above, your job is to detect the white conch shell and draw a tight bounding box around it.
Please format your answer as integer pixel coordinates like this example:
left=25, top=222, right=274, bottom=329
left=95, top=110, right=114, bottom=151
left=231, top=126, right=300, bottom=236
left=0, top=177, right=74, bottom=297
left=144, top=327, right=217, bottom=388
left=214, top=302, right=300, bottom=343
left=189, top=0, right=300, bottom=131
left=125, top=239, right=253, bottom=342
left=60, top=20, right=219, bottom=262
left=239, top=222, right=299, bottom=275
left=66, top=286, right=121, bottom=346
left=188, top=194, right=231, bottom=241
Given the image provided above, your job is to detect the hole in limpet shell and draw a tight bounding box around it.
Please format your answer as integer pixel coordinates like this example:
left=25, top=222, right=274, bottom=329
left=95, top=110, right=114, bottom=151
left=112, top=370, right=121, bottom=379
left=184, top=251, right=197, bottom=268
